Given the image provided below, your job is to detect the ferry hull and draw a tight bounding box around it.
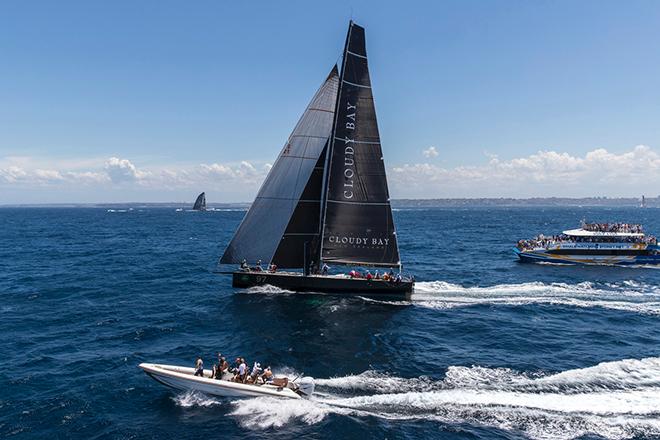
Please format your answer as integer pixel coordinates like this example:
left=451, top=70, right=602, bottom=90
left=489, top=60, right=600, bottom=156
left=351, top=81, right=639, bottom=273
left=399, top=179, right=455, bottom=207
left=232, top=271, right=414, bottom=299
left=514, top=247, right=660, bottom=265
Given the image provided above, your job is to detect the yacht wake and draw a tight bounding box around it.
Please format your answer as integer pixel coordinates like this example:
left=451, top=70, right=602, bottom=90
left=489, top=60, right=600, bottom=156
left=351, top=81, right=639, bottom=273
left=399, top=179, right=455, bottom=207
left=229, top=357, right=660, bottom=439
left=410, top=281, right=660, bottom=315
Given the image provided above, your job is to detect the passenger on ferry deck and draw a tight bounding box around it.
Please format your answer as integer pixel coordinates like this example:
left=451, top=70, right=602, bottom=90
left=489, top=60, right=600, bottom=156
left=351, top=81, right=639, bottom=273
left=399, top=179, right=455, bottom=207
left=194, top=356, right=204, bottom=377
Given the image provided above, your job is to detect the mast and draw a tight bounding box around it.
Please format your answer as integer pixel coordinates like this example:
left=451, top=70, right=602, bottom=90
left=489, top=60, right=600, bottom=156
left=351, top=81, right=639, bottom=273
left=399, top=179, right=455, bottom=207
left=318, top=23, right=353, bottom=265
left=318, top=21, right=401, bottom=268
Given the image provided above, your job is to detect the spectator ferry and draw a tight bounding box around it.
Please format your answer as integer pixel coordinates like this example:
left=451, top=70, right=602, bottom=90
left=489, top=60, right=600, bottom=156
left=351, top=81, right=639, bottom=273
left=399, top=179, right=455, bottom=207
left=514, top=222, right=660, bottom=265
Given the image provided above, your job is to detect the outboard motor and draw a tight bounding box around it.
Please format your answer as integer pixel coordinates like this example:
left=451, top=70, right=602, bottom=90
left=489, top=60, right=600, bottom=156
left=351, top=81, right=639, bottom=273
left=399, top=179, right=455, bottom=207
left=296, top=376, right=315, bottom=397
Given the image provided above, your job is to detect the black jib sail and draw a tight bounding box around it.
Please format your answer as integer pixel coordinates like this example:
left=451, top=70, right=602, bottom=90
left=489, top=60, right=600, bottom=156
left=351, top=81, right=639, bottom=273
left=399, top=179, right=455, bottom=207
left=220, top=66, right=340, bottom=266
left=193, top=192, right=206, bottom=210
left=319, top=22, right=400, bottom=267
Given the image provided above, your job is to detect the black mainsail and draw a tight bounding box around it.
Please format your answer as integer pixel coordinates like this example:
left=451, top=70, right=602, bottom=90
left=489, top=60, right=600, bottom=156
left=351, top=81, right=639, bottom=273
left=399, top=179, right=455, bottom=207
left=193, top=192, right=206, bottom=211
left=319, top=22, right=400, bottom=267
left=220, top=67, right=340, bottom=266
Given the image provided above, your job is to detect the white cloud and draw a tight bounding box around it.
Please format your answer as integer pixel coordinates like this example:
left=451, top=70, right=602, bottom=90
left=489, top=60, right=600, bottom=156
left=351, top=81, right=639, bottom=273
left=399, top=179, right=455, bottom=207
left=422, top=146, right=439, bottom=158
left=104, top=157, right=149, bottom=183
left=390, top=145, right=660, bottom=197
left=2, top=145, right=659, bottom=202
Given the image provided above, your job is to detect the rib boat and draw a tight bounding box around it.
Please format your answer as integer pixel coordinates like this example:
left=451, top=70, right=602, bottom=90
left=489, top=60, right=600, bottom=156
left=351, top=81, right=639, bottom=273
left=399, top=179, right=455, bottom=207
left=515, top=222, right=660, bottom=265
left=219, top=21, right=414, bottom=297
left=138, top=363, right=314, bottom=399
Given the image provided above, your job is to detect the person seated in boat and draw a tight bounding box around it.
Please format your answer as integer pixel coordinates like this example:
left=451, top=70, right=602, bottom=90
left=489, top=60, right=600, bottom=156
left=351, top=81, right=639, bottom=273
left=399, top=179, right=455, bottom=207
left=194, top=356, right=204, bottom=377
left=253, top=260, right=263, bottom=272
left=240, top=259, right=249, bottom=271
left=268, top=263, right=277, bottom=273
left=394, top=273, right=402, bottom=284
left=322, top=263, right=329, bottom=275
left=366, top=271, right=373, bottom=280
left=374, top=270, right=380, bottom=280
left=261, top=366, right=274, bottom=383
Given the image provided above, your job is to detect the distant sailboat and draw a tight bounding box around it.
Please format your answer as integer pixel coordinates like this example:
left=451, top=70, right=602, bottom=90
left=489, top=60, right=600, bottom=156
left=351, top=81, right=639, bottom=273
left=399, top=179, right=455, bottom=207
left=193, top=192, right=206, bottom=211
left=641, top=195, right=647, bottom=208
left=220, top=21, right=413, bottom=297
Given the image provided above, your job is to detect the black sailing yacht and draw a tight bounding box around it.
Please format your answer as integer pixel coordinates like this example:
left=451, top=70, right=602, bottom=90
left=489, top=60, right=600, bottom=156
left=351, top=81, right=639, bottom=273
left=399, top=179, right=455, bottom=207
left=220, top=21, right=414, bottom=297
left=193, top=192, right=206, bottom=211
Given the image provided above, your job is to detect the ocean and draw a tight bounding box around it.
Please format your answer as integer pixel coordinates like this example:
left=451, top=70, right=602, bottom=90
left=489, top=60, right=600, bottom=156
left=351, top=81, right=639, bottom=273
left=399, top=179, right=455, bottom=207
left=1, top=206, right=659, bottom=439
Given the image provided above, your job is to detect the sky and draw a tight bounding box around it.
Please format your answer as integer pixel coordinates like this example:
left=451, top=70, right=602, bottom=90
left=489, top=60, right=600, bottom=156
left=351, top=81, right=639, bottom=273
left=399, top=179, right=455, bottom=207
left=1, top=0, right=660, bottom=203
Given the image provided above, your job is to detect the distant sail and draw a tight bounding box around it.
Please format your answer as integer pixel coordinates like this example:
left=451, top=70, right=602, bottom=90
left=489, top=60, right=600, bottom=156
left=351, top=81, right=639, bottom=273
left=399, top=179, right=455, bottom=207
left=319, top=22, right=400, bottom=267
left=220, top=66, right=340, bottom=266
left=193, top=192, right=206, bottom=211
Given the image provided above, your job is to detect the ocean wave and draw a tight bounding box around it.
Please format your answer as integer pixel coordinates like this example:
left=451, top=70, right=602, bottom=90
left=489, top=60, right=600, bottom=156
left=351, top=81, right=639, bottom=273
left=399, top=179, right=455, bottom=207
left=230, top=357, right=660, bottom=439
left=411, top=280, right=660, bottom=315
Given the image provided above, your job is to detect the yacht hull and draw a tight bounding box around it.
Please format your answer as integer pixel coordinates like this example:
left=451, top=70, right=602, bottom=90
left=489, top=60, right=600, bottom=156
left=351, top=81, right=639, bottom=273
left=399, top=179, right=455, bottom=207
left=514, top=247, right=660, bottom=265
left=232, top=271, right=414, bottom=298
left=139, top=363, right=303, bottom=399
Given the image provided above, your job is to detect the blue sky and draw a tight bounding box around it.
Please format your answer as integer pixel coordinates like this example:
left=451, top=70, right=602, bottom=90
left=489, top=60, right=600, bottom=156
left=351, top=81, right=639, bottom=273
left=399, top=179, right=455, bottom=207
left=2, top=0, right=660, bottom=203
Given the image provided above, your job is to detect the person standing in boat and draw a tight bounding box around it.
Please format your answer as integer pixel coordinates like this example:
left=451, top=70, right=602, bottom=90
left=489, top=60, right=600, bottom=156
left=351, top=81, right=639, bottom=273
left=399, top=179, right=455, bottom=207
left=194, top=356, right=204, bottom=377
left=249, top=362, right=262, bottom=383
left=236, top=358, right=247, bottom=383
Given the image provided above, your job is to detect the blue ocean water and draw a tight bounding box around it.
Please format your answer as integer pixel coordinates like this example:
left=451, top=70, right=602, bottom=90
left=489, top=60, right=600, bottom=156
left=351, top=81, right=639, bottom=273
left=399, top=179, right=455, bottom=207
left=1, top=206, right=660, bottom=439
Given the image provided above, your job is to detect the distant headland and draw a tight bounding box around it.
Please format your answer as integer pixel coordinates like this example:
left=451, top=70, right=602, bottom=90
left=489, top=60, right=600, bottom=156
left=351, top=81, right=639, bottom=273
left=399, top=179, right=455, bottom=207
left=2, top=196, right=658, bottom=208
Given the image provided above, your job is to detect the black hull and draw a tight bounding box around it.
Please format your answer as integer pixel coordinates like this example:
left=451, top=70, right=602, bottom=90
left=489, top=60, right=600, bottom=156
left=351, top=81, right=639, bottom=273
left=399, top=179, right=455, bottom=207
left=232, top=271, right=413, bottom=299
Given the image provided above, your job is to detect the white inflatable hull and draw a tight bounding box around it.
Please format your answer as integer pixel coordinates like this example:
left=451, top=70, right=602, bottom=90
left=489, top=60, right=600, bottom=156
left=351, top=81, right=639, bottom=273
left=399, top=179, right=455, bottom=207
left=139, top=363, right=303, bottom=399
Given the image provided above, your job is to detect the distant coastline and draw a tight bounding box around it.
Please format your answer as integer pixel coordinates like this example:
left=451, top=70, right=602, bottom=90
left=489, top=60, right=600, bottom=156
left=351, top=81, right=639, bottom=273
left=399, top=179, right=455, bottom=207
left=2, top=196, right=658, bottom=208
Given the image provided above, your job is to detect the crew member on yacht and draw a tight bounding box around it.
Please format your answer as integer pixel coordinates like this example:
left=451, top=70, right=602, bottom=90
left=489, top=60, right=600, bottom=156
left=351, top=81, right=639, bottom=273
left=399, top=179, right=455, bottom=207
left=240, top=259, right=249, bottom=270
left=322, top=263, right=330, bottom=275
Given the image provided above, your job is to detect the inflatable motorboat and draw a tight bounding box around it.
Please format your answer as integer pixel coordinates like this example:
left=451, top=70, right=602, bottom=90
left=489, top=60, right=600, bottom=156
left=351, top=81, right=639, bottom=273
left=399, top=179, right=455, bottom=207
left=138, top=363, right=314, bottom=400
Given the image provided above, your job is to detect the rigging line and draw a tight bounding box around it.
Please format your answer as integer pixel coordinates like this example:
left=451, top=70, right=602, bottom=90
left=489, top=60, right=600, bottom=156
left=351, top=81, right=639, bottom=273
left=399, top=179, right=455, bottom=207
left=346, top=49, right=367, bottom=59
left=327, top=199, right=391, bottom=206
left=289, top=134, right=330, bottom=139
left=342, top=79, right=371, bottom=89
left=333, top=137, right=381, bottom=145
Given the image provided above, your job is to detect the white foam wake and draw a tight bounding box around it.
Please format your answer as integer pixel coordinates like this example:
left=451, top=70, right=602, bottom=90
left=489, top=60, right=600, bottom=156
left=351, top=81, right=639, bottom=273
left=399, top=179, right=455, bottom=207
left=410, top=281, right=660, bottom=315
left=229, top=357, right=660, bottom=439
left=244, top=284, right=294, bottom=295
